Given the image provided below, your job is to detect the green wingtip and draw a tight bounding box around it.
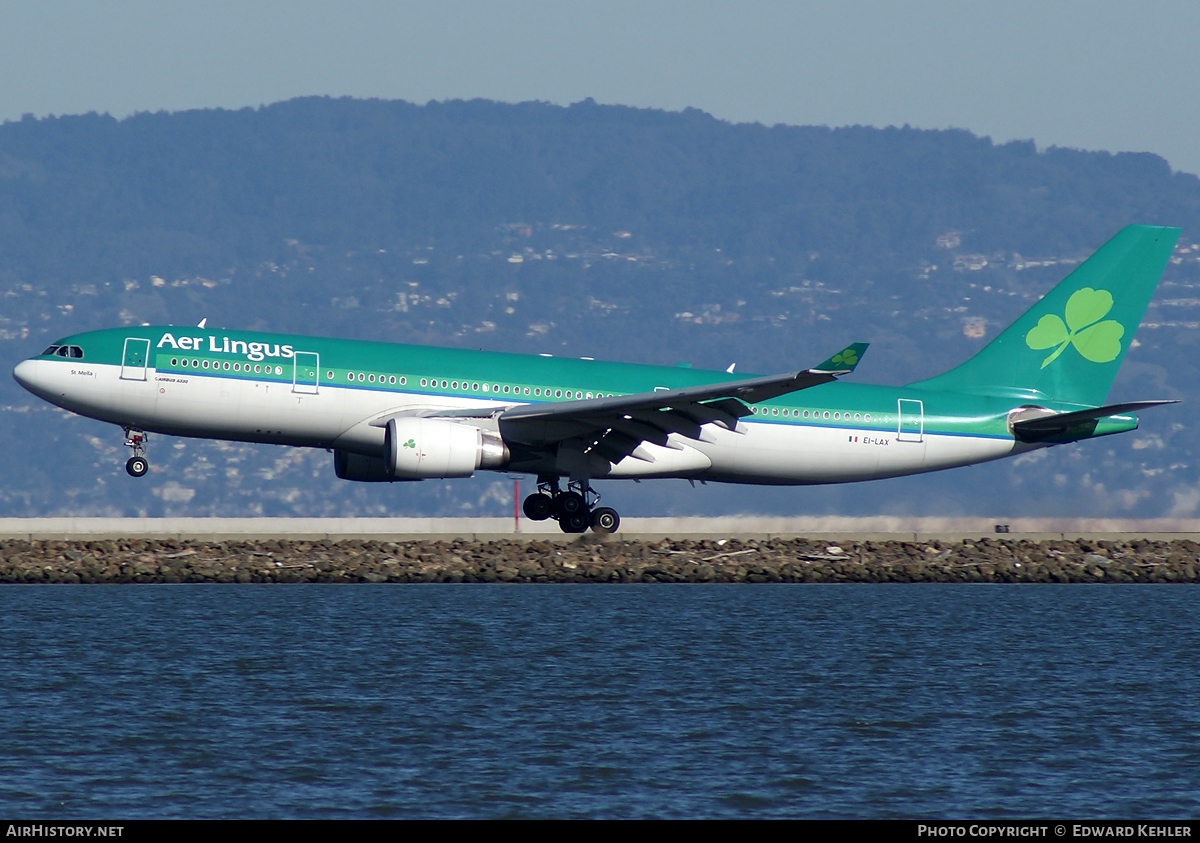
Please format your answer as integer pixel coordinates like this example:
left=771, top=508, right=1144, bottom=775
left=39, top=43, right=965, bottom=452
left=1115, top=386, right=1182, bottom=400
left=813, top=342, right=869, bottom=374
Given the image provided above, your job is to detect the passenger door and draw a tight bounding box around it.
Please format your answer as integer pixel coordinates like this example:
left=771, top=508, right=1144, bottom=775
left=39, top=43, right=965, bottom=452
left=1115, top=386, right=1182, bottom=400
left=293, top=351, right=319, bottom=394
left=120, top=338, right=150, bottom=381
left=897, top=398, right=924, bottom=443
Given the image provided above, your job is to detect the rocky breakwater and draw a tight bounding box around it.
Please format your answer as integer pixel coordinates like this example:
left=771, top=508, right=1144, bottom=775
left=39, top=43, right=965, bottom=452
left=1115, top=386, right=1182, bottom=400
left=0, top=536, right=1198, bottom=583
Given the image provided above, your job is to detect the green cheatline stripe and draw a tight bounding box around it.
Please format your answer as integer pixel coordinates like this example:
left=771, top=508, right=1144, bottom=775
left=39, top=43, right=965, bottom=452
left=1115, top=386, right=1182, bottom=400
left=62, top=325, right=1115, bottom=440
left=155, top=350, right=1021, bottom=438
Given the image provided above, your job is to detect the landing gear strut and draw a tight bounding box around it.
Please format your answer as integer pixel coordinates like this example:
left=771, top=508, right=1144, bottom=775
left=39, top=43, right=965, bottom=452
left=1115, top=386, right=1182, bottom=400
left=124, top=428, right=149, bottom=477
left=522, top=476, right=621, bottom=534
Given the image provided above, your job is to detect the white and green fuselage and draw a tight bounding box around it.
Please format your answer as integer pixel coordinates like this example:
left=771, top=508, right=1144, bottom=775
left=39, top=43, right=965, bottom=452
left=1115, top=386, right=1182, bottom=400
left=9, top=325, right=1129, bottom=485
left=11, top=225, right=1181, bottom=515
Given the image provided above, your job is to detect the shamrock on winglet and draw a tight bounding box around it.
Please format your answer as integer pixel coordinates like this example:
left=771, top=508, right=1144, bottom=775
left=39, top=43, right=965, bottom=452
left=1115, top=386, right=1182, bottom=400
left=812, top=342, right=869, bottom=373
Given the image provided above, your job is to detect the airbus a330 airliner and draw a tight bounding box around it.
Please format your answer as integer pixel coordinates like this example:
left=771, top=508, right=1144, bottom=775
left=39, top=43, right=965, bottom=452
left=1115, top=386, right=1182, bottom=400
left=13, top=225, right=1180, bottom=533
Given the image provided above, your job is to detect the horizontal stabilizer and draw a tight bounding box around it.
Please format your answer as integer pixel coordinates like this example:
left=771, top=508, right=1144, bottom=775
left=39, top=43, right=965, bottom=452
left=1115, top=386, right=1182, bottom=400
left=1011, top=400, right=1177, bottom=441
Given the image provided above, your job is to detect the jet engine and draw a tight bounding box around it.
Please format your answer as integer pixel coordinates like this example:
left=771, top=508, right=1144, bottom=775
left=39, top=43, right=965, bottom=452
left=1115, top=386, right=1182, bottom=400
left=333, top=449, right=397, bottom=482
left=334, top=418, right=510, bottom=481
left=387, top=417, right=509, bottom=478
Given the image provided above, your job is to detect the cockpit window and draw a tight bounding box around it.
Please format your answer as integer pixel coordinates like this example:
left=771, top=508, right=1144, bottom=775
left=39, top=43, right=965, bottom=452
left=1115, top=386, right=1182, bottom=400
left=46, top=345, right=83, bottom=359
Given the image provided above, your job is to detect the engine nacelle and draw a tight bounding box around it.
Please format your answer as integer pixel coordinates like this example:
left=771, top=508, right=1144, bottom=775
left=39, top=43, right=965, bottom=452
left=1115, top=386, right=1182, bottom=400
left=333, top=449, right=400, bottom=482
left=386, top=417, right=509, bottom=479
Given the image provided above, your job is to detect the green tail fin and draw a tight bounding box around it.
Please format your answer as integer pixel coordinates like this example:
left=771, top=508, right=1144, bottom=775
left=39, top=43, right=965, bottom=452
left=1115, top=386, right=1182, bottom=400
left=909, top=224, right=1180, bottom=406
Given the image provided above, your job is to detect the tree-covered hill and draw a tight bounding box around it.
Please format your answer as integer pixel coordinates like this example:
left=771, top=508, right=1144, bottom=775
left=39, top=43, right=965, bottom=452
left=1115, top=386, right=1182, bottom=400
left=1, top=97, right=1198, bottom=519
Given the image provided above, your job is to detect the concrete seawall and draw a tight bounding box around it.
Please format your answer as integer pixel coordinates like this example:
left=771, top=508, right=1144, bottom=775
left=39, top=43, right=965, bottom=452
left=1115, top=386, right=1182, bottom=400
left=6, top=516, right=1200, bottom=541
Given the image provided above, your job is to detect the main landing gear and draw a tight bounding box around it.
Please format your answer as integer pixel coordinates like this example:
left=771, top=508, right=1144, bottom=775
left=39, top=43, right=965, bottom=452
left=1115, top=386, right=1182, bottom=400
left=124, top=427, right=149, bottom=477
left=522, top=477, right=621, bottom=534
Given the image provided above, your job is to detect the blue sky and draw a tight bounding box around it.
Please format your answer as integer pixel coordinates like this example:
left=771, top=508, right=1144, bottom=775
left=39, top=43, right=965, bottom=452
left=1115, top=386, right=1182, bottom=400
left=3, top=1, right=1199, bottom=174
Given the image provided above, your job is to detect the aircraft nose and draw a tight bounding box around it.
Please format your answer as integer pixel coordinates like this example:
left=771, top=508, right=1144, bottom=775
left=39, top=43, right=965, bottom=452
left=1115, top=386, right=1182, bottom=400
left=13, top=358, right=49, bottom=398
left=13, top=359, right=35, bottom=390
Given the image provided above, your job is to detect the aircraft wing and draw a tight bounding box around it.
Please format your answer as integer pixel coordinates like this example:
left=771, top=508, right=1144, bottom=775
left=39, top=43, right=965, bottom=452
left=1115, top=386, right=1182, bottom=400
left=496, top=343, right=867, bottom=462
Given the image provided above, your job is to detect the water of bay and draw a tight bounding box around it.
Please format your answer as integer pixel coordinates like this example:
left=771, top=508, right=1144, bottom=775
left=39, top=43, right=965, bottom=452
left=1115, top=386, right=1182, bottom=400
left=1, top=584, right=1197, bottom=819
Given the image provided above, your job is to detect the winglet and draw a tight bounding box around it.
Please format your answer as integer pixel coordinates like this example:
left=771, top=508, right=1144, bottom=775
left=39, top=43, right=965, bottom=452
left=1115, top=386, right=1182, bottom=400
left=810, top=342, right=868, bottom=375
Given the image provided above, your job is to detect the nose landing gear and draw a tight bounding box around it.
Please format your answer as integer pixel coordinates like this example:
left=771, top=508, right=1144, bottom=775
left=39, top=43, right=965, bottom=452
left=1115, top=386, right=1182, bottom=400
left=522, top=477, right=621, bottom=534
left=124, top=428, right=149, bottom=477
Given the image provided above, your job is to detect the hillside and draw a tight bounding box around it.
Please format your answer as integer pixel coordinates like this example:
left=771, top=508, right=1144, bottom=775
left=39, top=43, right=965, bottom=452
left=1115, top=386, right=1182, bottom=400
left=1, top=97, right=1198, bottom=518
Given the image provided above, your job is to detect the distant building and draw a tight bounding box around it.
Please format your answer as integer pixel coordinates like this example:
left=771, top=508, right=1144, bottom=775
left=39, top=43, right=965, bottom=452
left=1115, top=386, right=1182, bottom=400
left=962, top=317, right=987, bottom=338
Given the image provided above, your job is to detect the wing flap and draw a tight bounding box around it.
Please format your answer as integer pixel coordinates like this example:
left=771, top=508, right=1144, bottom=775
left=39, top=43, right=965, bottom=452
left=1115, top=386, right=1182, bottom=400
left=498, top=343, right=868, bottom=457
left=625, top=409, right=704, bottom=440
left=672, top=399, right=748, bottom=430
left=588, top=429, right=651, bottom=464
left=609, top=417, right=675, bottom=449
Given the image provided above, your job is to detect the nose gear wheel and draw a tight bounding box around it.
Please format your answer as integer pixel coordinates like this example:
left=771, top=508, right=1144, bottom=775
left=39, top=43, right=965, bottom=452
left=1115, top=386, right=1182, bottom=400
left=123, top=428, right=150, bottom=477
